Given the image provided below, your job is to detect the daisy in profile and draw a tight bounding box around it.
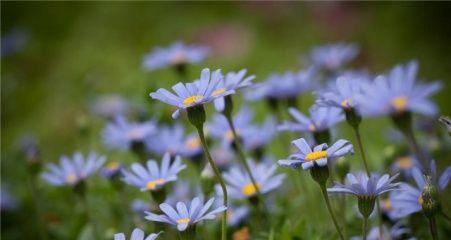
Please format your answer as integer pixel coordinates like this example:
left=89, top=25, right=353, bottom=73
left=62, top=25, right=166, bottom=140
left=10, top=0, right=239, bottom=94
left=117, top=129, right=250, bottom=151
left=390, top=155, right=420, bottom=178
left=150, top=68, right=234, bottom=118
left=328, top=172, right=399, bottom=216
left=42, top=152, right=105, bottom=187
left=102, top=116, right=156, bottom=151
left=358, top=61, right=442, bottom=117
left=278, top=138, right=353, bottom=170
left=221, top=160, right=284, bottom=200
left=142, top=41, right=209, bottom=72
left=278, top=106, right=343, bottom=143
left=146, top=124, right=202, bottom=158
left=122, top=153, right=186, bottom=192
left=309, top=43, right=359, bottom=71
left=390, top=161, right=451, bottom=219
left=315, top=75, right=368, bottom=113
left=212, top=69, right=255, bottom=112
left=114, top=228, right=162, bottom=240
left=145, top=197, right=226, bottom=232
left=246, top=67, right=316, bottom=102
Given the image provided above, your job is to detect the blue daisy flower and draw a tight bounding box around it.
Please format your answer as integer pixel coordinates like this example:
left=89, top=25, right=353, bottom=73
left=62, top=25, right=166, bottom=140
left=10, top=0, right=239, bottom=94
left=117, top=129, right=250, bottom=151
left=390, top=161, right=451, bottom=219
left=101, top=161, right=124, bottom=179
left=145, top=197, right=227, bottom=231
left=122, top=153, right=186, bottom=192
left=42, top=152, right=106, bottom=186
left=315, top=74, right=369, bottom=111
left=358, top=61, right=442, bottom=117
left=142, top=41, right=209, bottom=71
left=328, top=172, right=399, bottom=197
left=213, top=69, right=255, bottom=111
left=246, top=67, right=316, bottom=101
left=150, top=68, right=235, bottom=118
left=91, top=95, right=129, bottom=119
left=145, top=124, right=201, bottom=158
left=309, top=43, right=359, bottom=71
left=278, top=106, right=344, bottom=133
left=221, top=160, right=285, bottom=199
left=102, top=116, right=156, bottom=151
left=278, top=138, right=354, bottom=170
left=207, top=106, right=255, bottom=148
left=242, top=116, right=277, bottom=151
left=114, top=228, right=162, bottom=240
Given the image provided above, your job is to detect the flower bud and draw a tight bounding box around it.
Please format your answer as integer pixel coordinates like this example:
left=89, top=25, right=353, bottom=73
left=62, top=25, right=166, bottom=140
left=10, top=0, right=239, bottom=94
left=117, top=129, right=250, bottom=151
left=345, top=107, right=362, bottom=128
left=358, top=195, right=376, bottom=219
left=187, top=105, right=206, bottom=129
left=421, top=180, right=440, bottom=218
left=310, top=164, right=330, bottom=185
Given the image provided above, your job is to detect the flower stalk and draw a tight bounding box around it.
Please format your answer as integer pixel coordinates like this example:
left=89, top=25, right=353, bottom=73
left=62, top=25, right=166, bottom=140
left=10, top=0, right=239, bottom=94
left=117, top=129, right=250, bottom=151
left=346, top=108, right=384, bottom=239
left=187, top=105, right=228, bottom=240
left=222, top=96, right=262, bottom=201
left=310, top=165, right=345, bottom=240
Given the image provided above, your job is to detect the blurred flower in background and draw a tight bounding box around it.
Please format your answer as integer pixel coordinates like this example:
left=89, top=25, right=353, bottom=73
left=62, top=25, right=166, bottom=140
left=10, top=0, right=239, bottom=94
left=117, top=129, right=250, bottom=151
left=122, top=153, right=186, bottom=192
left=41, top=152, right=106, bottom=187
left=358, top=61, right=442, bottom=117
left=91, top=95, right=130, bottom=119
left=308, top=43, right=359, bottom=72
left=222, top=159, right=284, bottom=200
left=102, top=116, right=156, bottom=151
left=142, top=41, right=209, bottom=72
left=1, top=28, right=28, bottom=58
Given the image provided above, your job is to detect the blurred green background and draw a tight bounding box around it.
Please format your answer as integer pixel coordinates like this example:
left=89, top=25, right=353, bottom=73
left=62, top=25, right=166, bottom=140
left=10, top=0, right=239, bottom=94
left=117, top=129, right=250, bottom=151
left=2, top=2, right=451, bottom=239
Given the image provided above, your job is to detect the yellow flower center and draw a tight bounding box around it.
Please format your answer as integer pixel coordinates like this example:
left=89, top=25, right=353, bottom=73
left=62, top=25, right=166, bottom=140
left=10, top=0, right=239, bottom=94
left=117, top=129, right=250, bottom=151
left=106, top=162, right=120, bottom=171
left=305, top=151, right=328, bottom=161
left=183, top=95, right=203, bottom=106
left=382, top=199, right=392, bottom=210
left=177, top=217, right=190, bottom=224
left=241, top=183, right=261, bottom=197
left=146, top=178, right=166, bottom=190
left=66, top=174, right=78, bottom=184
left=397, top=156, right=413, bottom=169
left=171, top=52, right=186, bottom=65
left=309, top=124, right=316, bottom=132
left=185, top=137, right=201, bottom=150
left=212, top=88, right=226, bottom=97
left=341, top=99, right=351, bottom=109
left=418, top=196, right=424, bottom=205
left=391, top=96, right=408, bottom=112
left=224, top=130, right=237, bottom=141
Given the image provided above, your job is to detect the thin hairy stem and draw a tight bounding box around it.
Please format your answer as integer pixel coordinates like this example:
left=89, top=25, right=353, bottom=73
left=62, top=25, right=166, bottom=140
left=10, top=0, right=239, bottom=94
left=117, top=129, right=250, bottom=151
left=225, top=115, right=262, bottom=199
left=362, top=217, right=368, bottom=240
left=196, top=126, right=228, bottom=240
left=352, top=125, right=384, bottom=239
left=404, top=127, right=430, bottom=173
left=319, top=184, right=345, bottom=240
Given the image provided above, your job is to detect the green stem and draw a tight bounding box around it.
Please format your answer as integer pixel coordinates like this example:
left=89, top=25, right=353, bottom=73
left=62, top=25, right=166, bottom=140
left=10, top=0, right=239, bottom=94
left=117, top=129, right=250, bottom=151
left=28, top=174, right=48, bottom=240
left=362, top=217, right=368, bottom=240
left=404, top=126, right=430, bottom=173
left=224, top=115, right=263, bottom=199
left=428, top=216, right=439, bottom=240
left=319, top=184, right=345, bottom=240
left=353, top=125, right=384, bottom=239
left=196, top=126, right=227, bottom=240
left=352, top=127, right=370, bottom=175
